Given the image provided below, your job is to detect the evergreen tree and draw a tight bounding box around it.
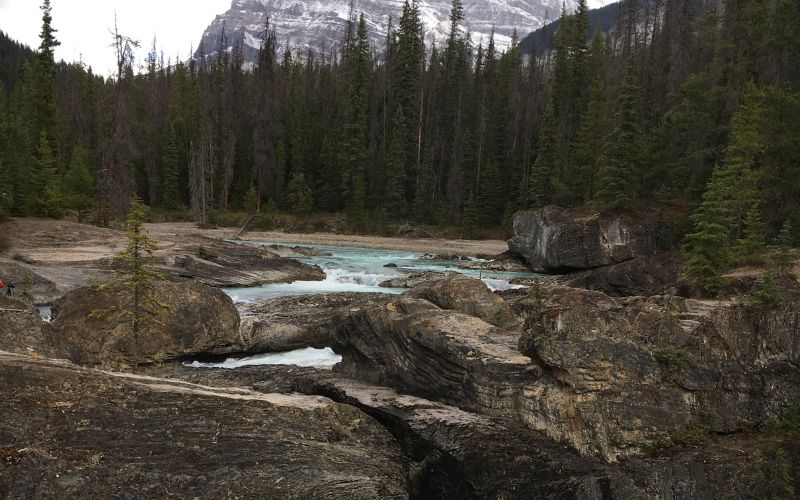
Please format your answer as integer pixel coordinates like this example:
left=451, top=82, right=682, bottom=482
left=96, top=195, right=169, bottom=358
left=683, top=165, right=733, bottom=295
left=594, top=62, right=640, bottom=211
left=384, top=105, right=410, bottom=218
left=31, top=0, right=60, bottom=143
left=531, top=104, right=558, bottom=207
left=63, top=146, right=95, bottom=222
left=773, top=219, right=795, bottom=273
left=737, top=201, right=766, bottom=262
left=287, top=173, right=313, bottom=217
left=161, top=123, right=181, bottom=210
left=243, top=184, right=259, bottom=214
left=27, top=132, right=63, bottom=218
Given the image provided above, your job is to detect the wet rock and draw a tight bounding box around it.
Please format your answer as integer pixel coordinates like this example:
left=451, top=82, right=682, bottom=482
left=0, top=352, right=409, bottom=499
left=51, top=281, right=241, bottom=366
left=508, top=206, right=675, bottom=273
left=161, top=238, right=325, bottom=288
left=239, top=293, right=392, bottom=353
left=566, top=254, right=681, bottom=297
left=404, top=275, right=516, bottom=326
left=379, top=271, right=457, bottom=289
left=384, top=263, right=399, bottom=268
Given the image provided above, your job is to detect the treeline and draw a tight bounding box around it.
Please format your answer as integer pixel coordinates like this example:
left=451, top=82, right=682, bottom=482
left=0, top=0, right=798, bottom=247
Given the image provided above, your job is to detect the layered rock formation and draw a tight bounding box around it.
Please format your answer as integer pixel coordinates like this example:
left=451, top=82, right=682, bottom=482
left=160, top=238, right=325, bottom=288
left=0, top=352, right=409, bottom=499
left=330, top=276, right=800, bottom=463
left=239, top=292, right=391, bottom=352
left=508, top=206, right=675, bottom=273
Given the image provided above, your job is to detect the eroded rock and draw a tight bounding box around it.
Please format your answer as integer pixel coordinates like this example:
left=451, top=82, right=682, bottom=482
left=161, top=238, right=325, bottom=288
left=51, top=281, right=241, bottom=366
left=508, top=206, right=675, bottom=273
left=403, top=275, right=516, bottom=326
left=239, top=293, right=392, bottom=353
left=0, top=352, right=409, bottom=499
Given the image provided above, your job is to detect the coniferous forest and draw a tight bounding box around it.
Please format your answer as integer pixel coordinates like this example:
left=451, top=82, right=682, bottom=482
left=0, top=0, right=799, bottom=272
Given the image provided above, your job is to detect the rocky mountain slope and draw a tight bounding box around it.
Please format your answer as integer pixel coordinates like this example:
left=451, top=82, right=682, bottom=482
left=196, top=0, right=613, bottom=64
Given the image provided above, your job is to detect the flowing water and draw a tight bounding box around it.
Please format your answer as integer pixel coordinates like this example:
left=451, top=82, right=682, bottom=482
left=187, top=240, right=541, bottom=369
left=225, top=241, right=534, bottom=308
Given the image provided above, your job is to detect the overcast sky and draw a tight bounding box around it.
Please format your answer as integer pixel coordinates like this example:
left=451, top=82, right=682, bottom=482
left=0, top=0, right=231, bottom=76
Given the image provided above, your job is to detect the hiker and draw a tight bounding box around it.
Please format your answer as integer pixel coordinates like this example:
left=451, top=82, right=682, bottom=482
left=5, top=283, right=14, bottom=297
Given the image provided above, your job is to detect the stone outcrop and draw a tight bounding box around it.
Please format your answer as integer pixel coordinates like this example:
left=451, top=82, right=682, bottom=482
left=330, top=279, right=800, bottom=462
left=239, top=293, right=392, bottom=353
left=170, top=358, right=799, bottom=500
left=0, top=295, right=56, bottom=358
left=455, top=251, right=531, bottom=273
left=403, top=275, right=516, bottom=327
left=0, top=352, right=409, bottom=499
left=51, top=281, right=241, bottom=366
left=565, top=254, right=681, bottom=297
left=379, top=271, right=456, bottom=289
left=160, top=238, right=325, bottom=288
left=508, top=206, right=675, bottom=273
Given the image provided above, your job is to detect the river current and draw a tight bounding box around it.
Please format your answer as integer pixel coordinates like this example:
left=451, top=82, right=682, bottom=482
left=187, top=240, right=539, bottom=369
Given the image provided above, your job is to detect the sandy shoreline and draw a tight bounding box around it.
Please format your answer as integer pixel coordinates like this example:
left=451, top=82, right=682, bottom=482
left=146, top=222, right=509, bottom=257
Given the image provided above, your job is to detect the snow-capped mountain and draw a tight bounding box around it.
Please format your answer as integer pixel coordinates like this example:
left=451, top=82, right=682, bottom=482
left=196, top=0, right=611, bottom=63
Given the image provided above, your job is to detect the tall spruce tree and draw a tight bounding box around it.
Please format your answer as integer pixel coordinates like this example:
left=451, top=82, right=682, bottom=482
left=684, top=165, right=733, bottom=295
left=63, top=146, right=94, bottom=222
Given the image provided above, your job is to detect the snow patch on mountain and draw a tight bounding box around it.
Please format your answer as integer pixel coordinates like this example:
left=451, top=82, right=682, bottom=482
left=197, top=0, right=615, bottom=63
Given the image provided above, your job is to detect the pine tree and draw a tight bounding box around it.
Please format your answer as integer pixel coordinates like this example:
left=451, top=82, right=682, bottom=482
left=243, top=185, right=259, bottom=214
left=161, top=123, right=181, bottom=210
left=96, top=195, right=169, bottom=358
left=384, top=105, right=410, bottom=219
left=594, top=61, right=640, bottom=211
left=63, top=146, right=95, bottom=222
left=287, top=173, right=314, bottom=217
left=27, top=132, right=63, bottom=218
left=773, top=219, right=795, bottom=273
left=737, top=201, right=766, bottom=263
left=531, top=104, right=558, bottom=207
left=683, top=165, right=732, bottom=295
left=31, top=0, right=61, bottom=143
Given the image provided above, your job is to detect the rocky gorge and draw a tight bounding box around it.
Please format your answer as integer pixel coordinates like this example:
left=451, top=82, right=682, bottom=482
left=0, top=210, right=798, bottom=498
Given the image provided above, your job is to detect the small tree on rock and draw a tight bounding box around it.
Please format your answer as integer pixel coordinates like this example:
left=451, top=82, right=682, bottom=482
left=95, top=195, right=169, bottom=358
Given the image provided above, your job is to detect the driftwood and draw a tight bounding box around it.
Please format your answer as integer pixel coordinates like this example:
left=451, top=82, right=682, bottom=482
left=233, top=214, right=258, bottom=241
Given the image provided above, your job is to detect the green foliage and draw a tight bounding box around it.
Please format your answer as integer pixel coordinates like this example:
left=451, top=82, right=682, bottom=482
left=667, top=424, right=711, bottom=447
left=773, top=219, right=795, bottom=273
left=683, top=165, right=733, bottom=295
left=737, top=202, right=766, bottom=264
left=63, top=146, right=95, bottom=221
left=242, top=185, right=259, bottom=214
left=94, top=196, right=170, bottom=350
left=654, top=346, right=693, bottom=370
left=745, top=271, right=781, bottom=309
left=287, top=173, right=314, bottom=217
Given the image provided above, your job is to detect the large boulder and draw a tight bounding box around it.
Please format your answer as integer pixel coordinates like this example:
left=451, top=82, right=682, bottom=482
left=330, top=279, right=800, bottom=462
left=239, top=293, right=392, bottom=353
left=379, top=271, right=456, bottom=289
left=51, top=281, right=241, bottom=366
left=508, top=206, right=675, bottom=273
left=403, top=275, right=516, bottom=327
left=0, top=352, right=409, bottom=499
